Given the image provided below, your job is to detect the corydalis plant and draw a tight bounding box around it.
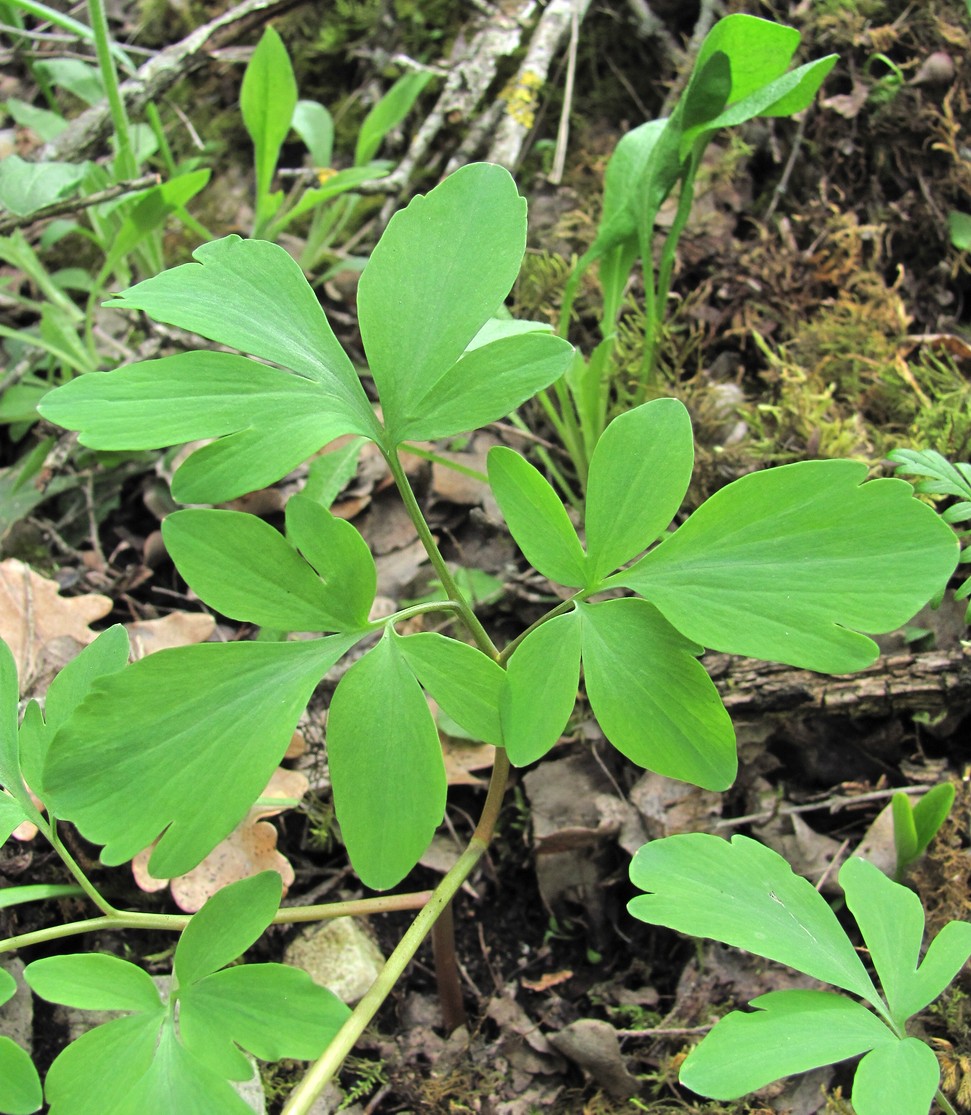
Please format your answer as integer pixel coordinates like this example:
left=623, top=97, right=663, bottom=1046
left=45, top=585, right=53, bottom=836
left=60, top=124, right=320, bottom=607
left=15, top=160, right=959, bottom=1111
left=628, top=834, right=971, bottom=1115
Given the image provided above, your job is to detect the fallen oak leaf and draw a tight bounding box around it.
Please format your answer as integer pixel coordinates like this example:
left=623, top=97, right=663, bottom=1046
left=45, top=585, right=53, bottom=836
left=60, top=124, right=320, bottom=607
left=0, top=559, right=111, bottom=692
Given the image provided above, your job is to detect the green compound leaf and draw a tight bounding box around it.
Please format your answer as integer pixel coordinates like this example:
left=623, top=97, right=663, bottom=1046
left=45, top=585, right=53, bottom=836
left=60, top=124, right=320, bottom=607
left=285, top=495, right=376, bottom=629
left=628, top=833, right=879, bottom=1002
left=397, top=331, right=573, bottom=443
left=102, top=236, right=368, bottom=402
left=163, top=509, right=368, bottom=632
left=24, top=955, right=163, bottom=1014
left=179, top=964, right=350, bottom=1080
left=841, top=856, right=971, bottom=1023
left=852, top=1036, right=941, bottom=1115
left=578, top=599, right=736, bottom=791
left=174, top=872, right=281, bottom=988
left=327, top=631, right=447, bottom=889
left=679, top=989, right=893, bottom=1100
left=618, top=461, right=959, bottom=673
left=488, top=447, right=586, bottom=587
left=43, top=636, right=358, bottom=877
left=584, top=398, right=694, bottom=583
left=0, top=1034, right=42, bottom=1115
left=174, top=874, right=350, bottom=1079
left=39, top=350, right=375, bottom=504
left=358, top=163, right=526, bottom=441
left=396, top=632, right=504, bottom=745
left=500, top=612, right=581, bottom=766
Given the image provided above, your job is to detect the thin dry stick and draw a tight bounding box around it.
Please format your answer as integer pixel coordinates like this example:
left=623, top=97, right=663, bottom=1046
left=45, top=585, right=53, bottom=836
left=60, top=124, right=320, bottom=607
left=548, top=0, right=580, bottom=184
left=0, top=174, right=160, bottom=235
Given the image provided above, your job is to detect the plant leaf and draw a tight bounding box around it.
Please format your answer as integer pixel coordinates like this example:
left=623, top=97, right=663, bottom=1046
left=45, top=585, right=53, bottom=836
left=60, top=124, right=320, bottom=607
left=114, top=1020, right=252, bottom=1115
left=292, top=99, right=333, bottom=167
left=679, top=989, right=893, bottom=1099
left=397, top=331, right=574, bottom=443
left=20, top=625, right=129, bottom=793
left=396, top=632, right=504, bottom=745
left=285, top=495, right=376, bottom=628
left=0, top=967, right=14, bottom=1006
left=240, top=28, right=297, bottom=219
left=584, top=399, right=694, bottom=582
left=902, top=919, right=971, bottom=1021
left=24, top=955, right=163, bottom=1014
left=39, top=351, right=376, bottom=503
left=101, top=236, right=372, bottom=410
left=579, top=599, right=736, bottom=790
left=628, top=833, right=879, bottom=1001
left=354, top=71, right=432, bottom=166
left=42, top=1014, right=165, bottom=1115
left=43, top=636, right=358, bottom=876
left=0, top=792, right=28, bottom=846
left=178, top=964, right=350, bottom=1080
left=0, top=1035, right=41, bottom=1115
left=0, top=154, right=87, bottom=217
left=618, top=461, right=959, bottom=672
left=174, top=872, right=281, bottom=988
left=500, top=612, right=581, bottom=766
left=839, top=856, right=927, bottom=1025
left=327, top=632, right=447, bottom=889
left=358, top=163, right=526, bottom=440
left=852, top=1036, right=941, bottom=1115
left=162, top=509, right=366, bottom=632
left=891, top=792, right=919, bottom=869
left=911, top=782, right=955, bottom=856
left=0, top=638, right=21, bottom=796
left=488, top=447, right=586, bottom=586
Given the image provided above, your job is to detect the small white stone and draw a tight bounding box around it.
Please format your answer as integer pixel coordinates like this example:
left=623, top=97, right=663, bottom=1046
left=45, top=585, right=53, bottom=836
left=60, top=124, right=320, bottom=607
left=284, top=917, right=385, bottom=1005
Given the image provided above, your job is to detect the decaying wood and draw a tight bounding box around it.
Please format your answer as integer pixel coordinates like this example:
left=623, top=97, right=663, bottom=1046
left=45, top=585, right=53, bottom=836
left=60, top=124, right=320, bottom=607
left=707, top=645, right=971, bottom=722
left=36, top=0, right=308, bottom=166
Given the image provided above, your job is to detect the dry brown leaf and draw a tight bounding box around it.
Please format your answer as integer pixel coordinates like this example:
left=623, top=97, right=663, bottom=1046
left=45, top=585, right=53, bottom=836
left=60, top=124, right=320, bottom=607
left=125, top=612, right=216, bottom=659
left=442, top=738, right=496, bottom=786
left=132, top=767, right=309, bottom=912
left=0, top=559, right=112, bottom=692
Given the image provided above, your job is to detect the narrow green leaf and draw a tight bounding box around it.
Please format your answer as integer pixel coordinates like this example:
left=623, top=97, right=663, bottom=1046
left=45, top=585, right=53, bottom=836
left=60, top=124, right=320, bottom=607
left=680, top=990, right=893, bottom=1100
left=327, top=633, right=446, bottom=889
left=584, top=399, right=693, bottom=581
left=43, top=1014, right=163, bottom=1115
left=397, top=331, right=574, bottom=443
left=354, top=71, right=432, bottom=166
left=902, top=919, right=971, bottom=1020
left=285, top=495, right=376, bottom=628
left=358, top=164, right=526, bottom=437
left=25, top=954, right=163, bottom=1014
left=500, top=612, right=581, bottom=766
left=579, top=599, right=736, bottom=790
left=303, top=438, right=366, bottom=509
left=0, top=968, right=15, bottom=1006
left=43, top=636, right=357, bottom=876
left=840, top=856, right=926, bottom=1025
left=21, top=625, right=129, bottom=793
left=0, top=884, right=85, bottom=909
left=628, top=833, right=879, bottom=1002
left=175, top=873, right=282, bottom=988
left=619, top=461, right=959, bottom=673
left=892, top=792, right=919, bottom=869
left=292, top=99, right=333, bottom=167
left=488, top=447, right=586, bottom=586
left=163, top=509, right=361, bottom=632
left=852, top=1037, right=941, bottom=1115
left=0, top=1036, right=42, bottom=1115
left=179, top=964, right=350, bottom=1080
left=240, top=28, right=297, bottom=218
left=396, top=631, right=504, bottom=745
left=101, top=236, right=372, bottom=410
left=39, top=351, right=375, bottom=504
left=911, top=782, right=955, bottom=855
